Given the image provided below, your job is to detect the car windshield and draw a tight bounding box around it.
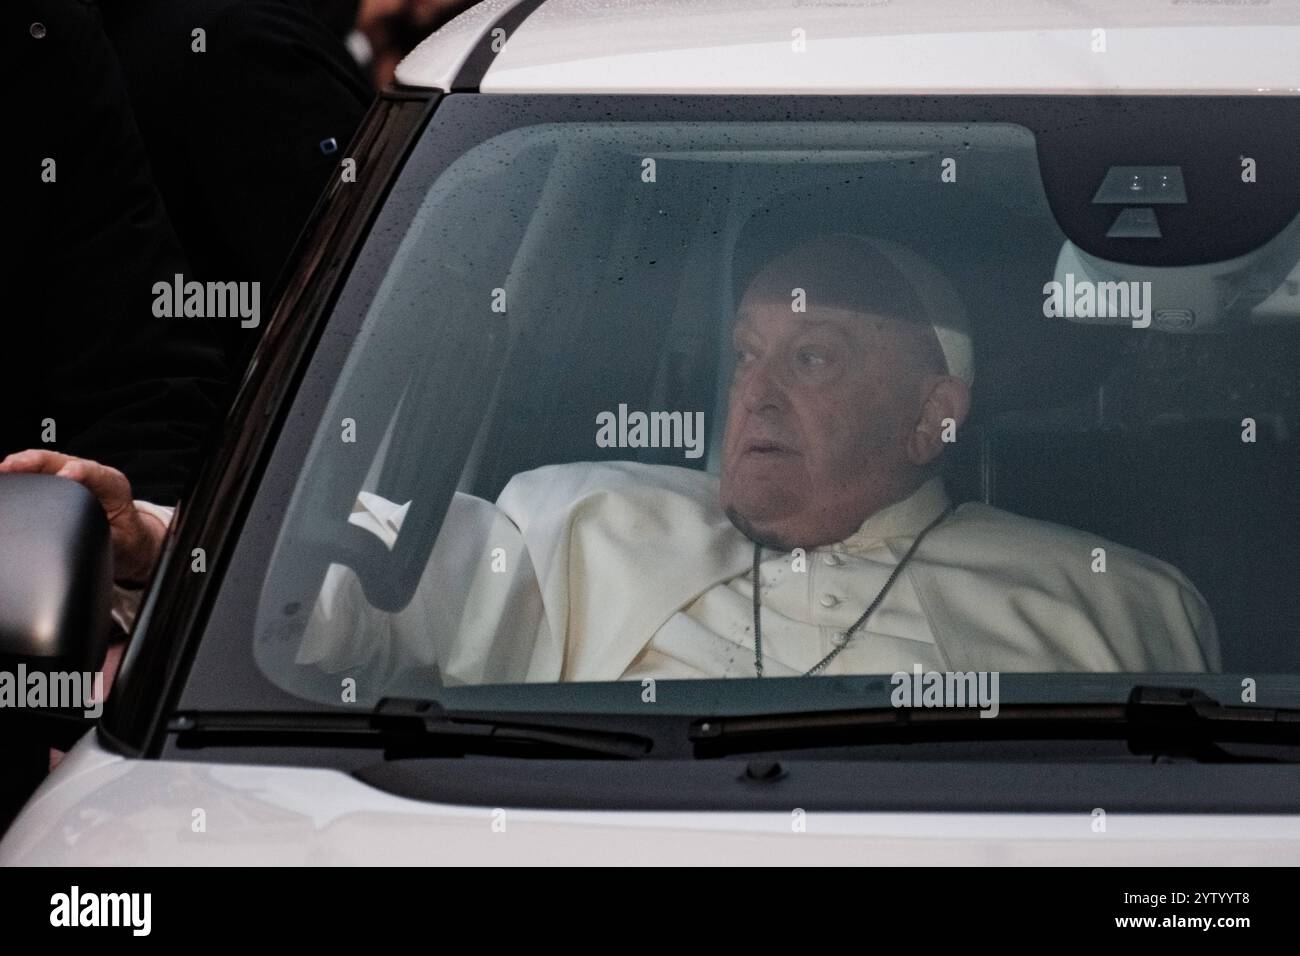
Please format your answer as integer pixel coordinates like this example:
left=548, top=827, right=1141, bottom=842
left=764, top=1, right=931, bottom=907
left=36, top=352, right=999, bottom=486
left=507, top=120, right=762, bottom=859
left=186, top=94, right=1300, bottom=719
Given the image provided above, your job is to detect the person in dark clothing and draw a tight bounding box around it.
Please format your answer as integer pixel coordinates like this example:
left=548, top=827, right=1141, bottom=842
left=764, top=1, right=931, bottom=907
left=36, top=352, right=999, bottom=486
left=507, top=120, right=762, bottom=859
left=6, top=0, right=228, bottom=505
left=310, top=0, right=361, bottom=45
left=97, top=0, right=373, bottom=371
left=4, top=0, right=229, bottom=829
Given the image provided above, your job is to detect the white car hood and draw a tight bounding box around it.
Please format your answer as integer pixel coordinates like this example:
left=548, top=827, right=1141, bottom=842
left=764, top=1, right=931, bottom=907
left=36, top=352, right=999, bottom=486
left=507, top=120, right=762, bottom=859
left=5, top=732, right=1300, bottom=865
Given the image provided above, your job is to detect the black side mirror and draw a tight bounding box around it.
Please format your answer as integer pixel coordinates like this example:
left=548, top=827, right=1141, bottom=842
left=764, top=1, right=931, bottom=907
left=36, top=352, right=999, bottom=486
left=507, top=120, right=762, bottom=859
left=0, top=473, right=111, bottom=674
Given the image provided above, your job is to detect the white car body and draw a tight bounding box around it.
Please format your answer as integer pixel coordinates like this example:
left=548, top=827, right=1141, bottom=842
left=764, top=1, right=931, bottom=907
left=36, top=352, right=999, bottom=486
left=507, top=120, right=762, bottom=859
left=6, top=735, right=1300, bottom=864
left=6, top=0, right=1300, bottom=865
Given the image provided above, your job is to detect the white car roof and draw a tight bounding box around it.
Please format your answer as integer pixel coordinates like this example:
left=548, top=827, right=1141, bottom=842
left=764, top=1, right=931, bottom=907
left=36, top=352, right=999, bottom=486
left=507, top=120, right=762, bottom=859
left=395, top=0, right=1300, bottom=94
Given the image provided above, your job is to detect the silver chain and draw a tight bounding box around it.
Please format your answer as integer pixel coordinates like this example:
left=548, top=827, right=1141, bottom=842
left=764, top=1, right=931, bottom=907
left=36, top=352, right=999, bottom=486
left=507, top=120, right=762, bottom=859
left=752, top=505, right=953, bottom=677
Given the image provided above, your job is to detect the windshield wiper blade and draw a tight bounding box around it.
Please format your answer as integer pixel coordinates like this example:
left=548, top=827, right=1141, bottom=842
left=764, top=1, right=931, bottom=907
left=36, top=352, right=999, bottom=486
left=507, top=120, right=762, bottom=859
left=169, top=699, right=654, bottom=760
left=688, top=702, right=1126, bottom=756
left=373, top=697, right=655, bottom=758
left=1124, top=685, right=1300, bottom=759
left=687, top=686, right=1300, bottom=760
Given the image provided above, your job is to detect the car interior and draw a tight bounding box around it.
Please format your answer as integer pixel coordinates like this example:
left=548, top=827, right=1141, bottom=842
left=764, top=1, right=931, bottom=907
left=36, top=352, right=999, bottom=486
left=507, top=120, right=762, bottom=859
left=261, top=117, right=1300, bottom=687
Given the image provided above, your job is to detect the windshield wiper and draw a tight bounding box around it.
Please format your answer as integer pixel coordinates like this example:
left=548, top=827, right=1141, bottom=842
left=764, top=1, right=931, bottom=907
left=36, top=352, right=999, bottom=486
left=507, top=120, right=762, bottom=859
left=1123, top=685, right=1300, bottom=759
left=688, top=686, right=1300, bottom=760
left=169, top=687, right=1300, bottom=762
left=169, top=698, right=654, bottom=760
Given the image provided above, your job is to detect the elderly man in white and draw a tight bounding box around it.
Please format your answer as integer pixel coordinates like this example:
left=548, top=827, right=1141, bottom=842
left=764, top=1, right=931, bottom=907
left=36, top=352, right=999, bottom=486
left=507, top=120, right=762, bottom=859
left=2, top=234, right=1220, bottom=687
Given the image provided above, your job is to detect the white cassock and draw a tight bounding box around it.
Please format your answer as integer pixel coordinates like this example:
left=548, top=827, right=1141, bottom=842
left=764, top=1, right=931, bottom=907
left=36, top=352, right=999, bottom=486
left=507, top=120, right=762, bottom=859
left=295, top=461, right=1220, bottom=686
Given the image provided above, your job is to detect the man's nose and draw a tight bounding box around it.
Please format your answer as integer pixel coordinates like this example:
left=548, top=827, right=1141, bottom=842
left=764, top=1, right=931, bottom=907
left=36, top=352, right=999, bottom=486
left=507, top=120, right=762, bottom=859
left=735, top=356, right=789, bottom=414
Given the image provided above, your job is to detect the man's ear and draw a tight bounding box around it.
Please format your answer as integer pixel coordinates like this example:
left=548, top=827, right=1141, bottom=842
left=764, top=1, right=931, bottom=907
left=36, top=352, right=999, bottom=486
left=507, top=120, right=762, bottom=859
left=908, top=376, right=972, bottom=466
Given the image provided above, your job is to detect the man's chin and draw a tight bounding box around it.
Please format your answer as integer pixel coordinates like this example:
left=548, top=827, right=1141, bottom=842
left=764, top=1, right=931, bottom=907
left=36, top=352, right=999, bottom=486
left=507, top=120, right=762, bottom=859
left=723, top=505, right=801, bottom=553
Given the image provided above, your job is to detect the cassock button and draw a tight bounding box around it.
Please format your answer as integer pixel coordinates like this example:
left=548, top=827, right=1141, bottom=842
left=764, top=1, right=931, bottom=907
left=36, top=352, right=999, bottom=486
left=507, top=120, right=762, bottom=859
left=819, top=594, right=840, bottom=608
left=823, top=553, right=842, bottom=566
left=831, top=631, right=850, bottom=646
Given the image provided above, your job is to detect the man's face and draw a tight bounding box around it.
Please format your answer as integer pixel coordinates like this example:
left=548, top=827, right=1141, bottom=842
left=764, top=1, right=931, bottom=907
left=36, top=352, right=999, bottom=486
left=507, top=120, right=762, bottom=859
left=719, top=290, right=943, bottom=550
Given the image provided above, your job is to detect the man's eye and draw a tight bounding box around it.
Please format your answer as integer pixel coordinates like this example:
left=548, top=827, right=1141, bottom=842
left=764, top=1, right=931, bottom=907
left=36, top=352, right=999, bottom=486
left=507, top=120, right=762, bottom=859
left=734, top=347, right=754, bottom=365
left=796, top=348, right=828, bottom=368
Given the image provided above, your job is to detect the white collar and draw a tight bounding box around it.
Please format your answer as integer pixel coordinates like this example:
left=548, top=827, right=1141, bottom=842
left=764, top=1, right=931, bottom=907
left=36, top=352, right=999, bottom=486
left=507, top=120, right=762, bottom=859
left=830, top=476, right=951, bottom=555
